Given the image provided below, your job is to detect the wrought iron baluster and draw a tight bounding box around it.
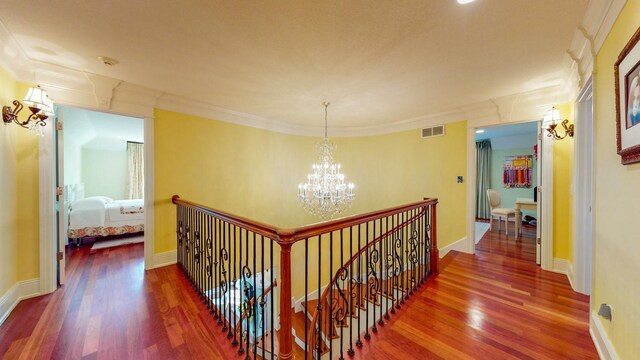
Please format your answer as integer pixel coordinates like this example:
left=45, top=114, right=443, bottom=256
left=364, top=222, right=371, bottom=341
left=417, top=209, right=423, bottom=285
left=404, top=211, right=410, bottom=301
left=393, top=213, right=402, bottom=312
left=304, top=237, right=308, bottom=357
left=214, top=218, right=221, bottom=322
left=236, top=227, right=243, bottom=352
left=207, top=215, right=213, bottom=311
left=367, top=221, right=379, bottom=337
left=355, top=223, right=362, bottom=348
left=338, top=229, right=345, bottom=360
left=410, top=209, right=419, bottom=293
left=370, top=219, right=379, bottom=333
left=220, top=222, right=229, bottom=330
left=378, top=217, right=384, bottom=327
left=196, top=213, right=202, bottom=298
left=426, top=206, right=432, bottom=276
left=176, top=208, right=182, bottom=268
left=384, top=216, right=390, bottom=320
left=347, top=225, right=355, bottom=356
left=185, top=208, right=191, bottom=283
left=230, top=225, right=237, bottom=341
left=259, top=233, right=265, bottom=360
left=329, top=232, right=333, bottom=359
left=316, top=235, right=323, bottom=359
left=269, top=237, right=274, bottom=359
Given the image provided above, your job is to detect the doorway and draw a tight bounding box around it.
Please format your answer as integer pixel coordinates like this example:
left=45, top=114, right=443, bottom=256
left=473, top=122, right=541, bottom=262
left=55, top=106, right=145, bottom=285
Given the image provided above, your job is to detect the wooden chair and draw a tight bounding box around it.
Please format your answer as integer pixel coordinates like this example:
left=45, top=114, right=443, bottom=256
left=486, top=189, right=516, bottom=235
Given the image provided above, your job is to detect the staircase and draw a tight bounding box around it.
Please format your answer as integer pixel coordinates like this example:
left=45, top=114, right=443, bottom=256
left=291, top=266, right=427, bottom=359
left=172, top=195, right=439, bottom=360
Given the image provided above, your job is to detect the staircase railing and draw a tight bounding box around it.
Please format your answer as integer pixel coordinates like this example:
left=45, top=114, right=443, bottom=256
left=172, top=195, right=438, bottom=360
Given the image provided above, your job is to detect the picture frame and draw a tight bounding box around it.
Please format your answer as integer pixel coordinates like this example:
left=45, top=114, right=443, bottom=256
left=615, top=25, right=640, bottom=165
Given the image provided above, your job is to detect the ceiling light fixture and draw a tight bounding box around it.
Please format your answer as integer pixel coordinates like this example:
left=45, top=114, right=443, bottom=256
left=2, top=86, right=54, bottom=136
left=457, top=0, right=476, bottom=4
left=98, top=56, right=119, bottom=66
left=542, top=107, right=574, bottom=140
left=475, top=129, right=485, bottom=134
left=297, top=102, right=355, bottom=220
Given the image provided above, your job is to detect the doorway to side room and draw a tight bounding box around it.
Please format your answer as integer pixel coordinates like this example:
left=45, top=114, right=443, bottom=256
left=55, top=106, right=145, bottom=285
left=474, top=122, right=540, bottom=263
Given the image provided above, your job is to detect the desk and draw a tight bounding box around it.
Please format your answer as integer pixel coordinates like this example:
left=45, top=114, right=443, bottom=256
left=515, top=198, right=537, bottom=236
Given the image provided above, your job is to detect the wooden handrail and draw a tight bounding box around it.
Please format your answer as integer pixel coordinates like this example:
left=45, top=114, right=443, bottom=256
left=172, top=195, right=280, bottom=239
left=276, top=199, right=437, bottom=244
left=173, top=195, right=438, bottom=246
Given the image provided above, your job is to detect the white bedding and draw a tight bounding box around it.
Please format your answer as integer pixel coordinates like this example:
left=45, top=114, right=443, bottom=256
left=68, top=196, right=144, bottom=239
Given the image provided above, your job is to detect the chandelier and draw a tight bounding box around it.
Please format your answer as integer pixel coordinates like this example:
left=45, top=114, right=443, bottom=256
left=297, top=102, right=355, bottom=220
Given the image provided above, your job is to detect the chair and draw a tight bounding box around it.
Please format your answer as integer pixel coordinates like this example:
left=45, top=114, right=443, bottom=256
left=486, top=189, right=516, bottom=235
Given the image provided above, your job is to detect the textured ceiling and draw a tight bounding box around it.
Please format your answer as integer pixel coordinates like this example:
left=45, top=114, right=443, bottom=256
left=0, top=0, right=588, bottom=131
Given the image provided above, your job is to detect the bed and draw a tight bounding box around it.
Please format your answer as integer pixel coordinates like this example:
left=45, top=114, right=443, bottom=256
left=68, top=196, right=144, bottom=245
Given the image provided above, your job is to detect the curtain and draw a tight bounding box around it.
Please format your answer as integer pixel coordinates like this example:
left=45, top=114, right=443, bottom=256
left=126, top=142, right=144, bottom=199
left=476, top=140, right=492, bottom=219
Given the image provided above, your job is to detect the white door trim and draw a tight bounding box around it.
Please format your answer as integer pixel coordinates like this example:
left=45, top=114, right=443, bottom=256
left=572, top=77, right=594, bottom=295
left=143, top=116, right=155, bottom=270
left=540, top=126, right=554, bottom=271
left=39, top=117, right=57, bottom=295
left=39, top=107, right=156, bottom=294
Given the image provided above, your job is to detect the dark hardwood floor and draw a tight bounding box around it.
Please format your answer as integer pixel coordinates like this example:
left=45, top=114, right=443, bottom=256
left=476, top=220, right=537, bottom=262
left=1, top=226, right=597, bottom=359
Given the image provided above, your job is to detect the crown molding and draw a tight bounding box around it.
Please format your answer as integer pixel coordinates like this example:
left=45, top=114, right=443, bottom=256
left=155, top=93, right=319, bottom=136
left=566, top=0, right=625, bottom=96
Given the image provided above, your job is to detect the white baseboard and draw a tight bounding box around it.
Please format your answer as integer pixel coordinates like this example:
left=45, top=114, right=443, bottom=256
left=0, top=278, right=41, bottom=326
left=590, top=310, right=619, bottom=360
left=552, top=258, right=575, bottom=290
left=439, top=236, right=468, bottom=258
left=153, top=250, right=177, bottom=268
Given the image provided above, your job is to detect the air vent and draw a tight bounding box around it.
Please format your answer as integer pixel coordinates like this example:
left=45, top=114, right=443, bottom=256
left=421, top=125, right=445, bottom=138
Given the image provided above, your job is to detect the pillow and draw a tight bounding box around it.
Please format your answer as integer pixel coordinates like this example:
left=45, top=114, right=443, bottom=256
left=71, top=196, right=114, bottom=211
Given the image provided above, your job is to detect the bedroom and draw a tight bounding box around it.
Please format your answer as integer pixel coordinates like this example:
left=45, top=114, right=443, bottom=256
left=60, top=106, right=145, bottom=257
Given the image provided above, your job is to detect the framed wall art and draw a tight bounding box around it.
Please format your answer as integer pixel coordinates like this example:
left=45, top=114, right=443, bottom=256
left=615, top=25, right=640, bottom=165
left=503, top=155, right=532, bottom=188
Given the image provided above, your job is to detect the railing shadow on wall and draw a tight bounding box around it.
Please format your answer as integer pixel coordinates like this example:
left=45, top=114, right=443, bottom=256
left=172, top=195, right=438, bottom=360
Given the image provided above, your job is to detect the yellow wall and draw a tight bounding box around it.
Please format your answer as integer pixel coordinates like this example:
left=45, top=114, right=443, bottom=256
left=0, top=70, right=40, bottom=296
left=154, top=109, right=467, bottom=257
left=15, top=82, right=40, bottom=281
left=0, top=65, right=20, bottom=296
left=553, top=104, right=574, bottom=261
left=593, top=0, right=640, bottom=357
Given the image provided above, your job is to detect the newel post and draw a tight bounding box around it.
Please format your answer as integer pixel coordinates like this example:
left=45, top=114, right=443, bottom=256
left=278, top=236, right=294, bottom=360
left=430, top=201, right=439, bottom=275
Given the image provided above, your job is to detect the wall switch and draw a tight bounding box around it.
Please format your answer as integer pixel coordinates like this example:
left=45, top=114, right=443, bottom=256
left=457, top=176, right=463, bottom=183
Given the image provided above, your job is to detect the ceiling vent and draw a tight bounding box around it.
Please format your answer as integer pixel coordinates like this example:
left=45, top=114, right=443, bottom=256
left=421, top=125, right=445, bottom=138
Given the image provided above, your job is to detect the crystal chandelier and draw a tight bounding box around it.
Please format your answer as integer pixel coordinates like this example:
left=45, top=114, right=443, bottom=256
left=297, top=102, right=355, bottom=220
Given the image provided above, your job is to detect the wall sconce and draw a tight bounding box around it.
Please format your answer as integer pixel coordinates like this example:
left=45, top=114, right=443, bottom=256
left=2, top=86, right=54, bottom=135
left=542, top=107, right=574, bottom=140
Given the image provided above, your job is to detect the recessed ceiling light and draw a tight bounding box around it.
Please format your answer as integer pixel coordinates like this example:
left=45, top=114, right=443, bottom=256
left=476, top=129, right=485, bottom=133
left=457, top=0, right=476, bottom=4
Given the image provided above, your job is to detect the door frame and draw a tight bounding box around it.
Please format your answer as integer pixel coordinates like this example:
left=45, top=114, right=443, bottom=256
left=465, top=120, right=554, bottom=271
left=572, top=77, right=594, bottom=295
left=39, top=106, right=155, bottom=294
